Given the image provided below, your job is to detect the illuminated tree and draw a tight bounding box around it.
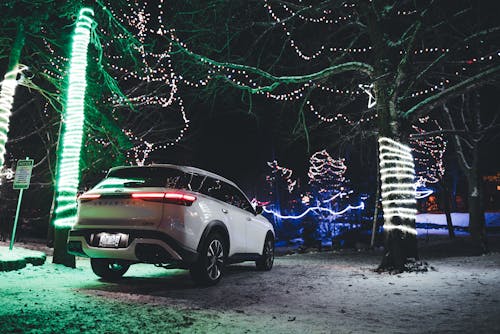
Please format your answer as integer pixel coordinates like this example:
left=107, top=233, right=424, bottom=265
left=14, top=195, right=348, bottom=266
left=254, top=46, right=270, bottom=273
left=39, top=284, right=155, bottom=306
left=410, top=116, right=454, bottom=238
left=149, top=0, right=499, bottom=269
left=1, top=1, right=498, bottom=271
left=308, top=149, right=348, bottom=198
left=267, top=160, right=297, bottom=194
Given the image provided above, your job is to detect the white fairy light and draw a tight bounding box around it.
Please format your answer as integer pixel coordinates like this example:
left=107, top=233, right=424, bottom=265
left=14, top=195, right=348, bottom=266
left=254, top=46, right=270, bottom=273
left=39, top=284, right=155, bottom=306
left=267, top=160, right=297, bottom=193
left=378, top=137, right=417, bottom=235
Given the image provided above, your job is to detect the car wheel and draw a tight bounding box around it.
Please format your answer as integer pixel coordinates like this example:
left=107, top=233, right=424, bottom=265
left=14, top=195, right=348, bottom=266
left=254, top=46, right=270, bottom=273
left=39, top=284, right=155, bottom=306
left=90, top=258, right=130, bottom=281
left=256, top=237, right=274, bottom=271
left=190, top=233, right=226, bottom=286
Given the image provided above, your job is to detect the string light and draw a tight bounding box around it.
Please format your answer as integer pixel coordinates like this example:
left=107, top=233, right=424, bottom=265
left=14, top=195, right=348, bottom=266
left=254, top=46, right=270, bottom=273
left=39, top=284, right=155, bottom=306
left=410, top=116, right=447, bottom=185
left=0, top=65, right=28, bottom=167
left=52, top=8, right=95, bottom=228
left=267, top=160, right=297, bottom=193
left=378, top=137, right=417, bottom=235
left=35, top=1, right=498, bottom=170
left=322, top=191, right=351, bottom=203
left=308, top=150, right=347, bottom=189
left=263, top=202, right=364, bottom=220
left=101, top=1, right=191, bottom=159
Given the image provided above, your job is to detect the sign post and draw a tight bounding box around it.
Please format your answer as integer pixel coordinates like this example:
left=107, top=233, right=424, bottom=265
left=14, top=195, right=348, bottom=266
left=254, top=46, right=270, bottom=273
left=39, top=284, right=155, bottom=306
left=9, top=157, right=34, bottom=250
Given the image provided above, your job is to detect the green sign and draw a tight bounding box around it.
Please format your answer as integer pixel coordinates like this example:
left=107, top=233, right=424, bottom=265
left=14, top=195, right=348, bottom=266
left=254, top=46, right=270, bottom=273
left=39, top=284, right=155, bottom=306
left=13, top=159, right=34, bottom=190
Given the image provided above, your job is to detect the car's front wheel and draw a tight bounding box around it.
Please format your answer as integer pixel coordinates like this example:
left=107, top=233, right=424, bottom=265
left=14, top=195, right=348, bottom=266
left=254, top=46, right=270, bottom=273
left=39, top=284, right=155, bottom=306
left=90, top=258, right=130, bottom=281
left=256, top=237, right=274, bottom=271
left=190, top=233, right=226, bottom=286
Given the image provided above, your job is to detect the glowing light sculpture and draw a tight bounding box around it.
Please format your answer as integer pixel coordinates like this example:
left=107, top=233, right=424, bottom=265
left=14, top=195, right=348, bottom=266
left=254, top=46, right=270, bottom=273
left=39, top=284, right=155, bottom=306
left=359, top=83, right=376, bottom=108
left=52, top=8, right=95, bottom=228
left=379, top=137, right=417, bottom=235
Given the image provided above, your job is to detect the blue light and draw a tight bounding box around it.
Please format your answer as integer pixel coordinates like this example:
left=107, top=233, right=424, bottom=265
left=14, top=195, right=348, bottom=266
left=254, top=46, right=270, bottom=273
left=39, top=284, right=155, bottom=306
left=263, top=202, right=365, bottom=220
left=416, top=189, right=433, bottom=199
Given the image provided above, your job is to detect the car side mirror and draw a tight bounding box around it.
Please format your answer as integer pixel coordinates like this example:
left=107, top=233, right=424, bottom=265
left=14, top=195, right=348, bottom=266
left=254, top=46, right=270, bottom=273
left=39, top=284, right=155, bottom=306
left=255, top=205, right=263, bottom=215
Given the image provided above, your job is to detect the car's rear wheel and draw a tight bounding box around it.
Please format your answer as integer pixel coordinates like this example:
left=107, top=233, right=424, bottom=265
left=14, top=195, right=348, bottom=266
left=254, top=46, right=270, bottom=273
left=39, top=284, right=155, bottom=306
left=256, top=237, right=274, bottom=271
left=90, top=258, right=130, bottom=281
left=190, top=233, right=226, bottom=286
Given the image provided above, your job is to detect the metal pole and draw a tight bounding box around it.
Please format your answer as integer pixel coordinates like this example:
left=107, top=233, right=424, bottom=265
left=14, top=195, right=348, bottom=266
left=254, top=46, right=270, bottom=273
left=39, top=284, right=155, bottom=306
left=9, top=187, right=24, bottom=250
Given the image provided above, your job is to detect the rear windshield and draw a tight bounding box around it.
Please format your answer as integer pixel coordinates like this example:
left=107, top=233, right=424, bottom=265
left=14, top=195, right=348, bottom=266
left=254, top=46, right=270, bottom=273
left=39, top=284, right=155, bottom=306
left=95, top=167, right=206, bottom=190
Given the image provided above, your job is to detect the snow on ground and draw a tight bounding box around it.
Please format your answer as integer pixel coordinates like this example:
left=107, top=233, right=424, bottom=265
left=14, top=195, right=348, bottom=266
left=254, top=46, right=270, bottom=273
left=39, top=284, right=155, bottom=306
left=416, top=212, right=500, bottom=228
left=1, top=236, right=500, bottom=333
left=0, top=245, right=46, bottom=271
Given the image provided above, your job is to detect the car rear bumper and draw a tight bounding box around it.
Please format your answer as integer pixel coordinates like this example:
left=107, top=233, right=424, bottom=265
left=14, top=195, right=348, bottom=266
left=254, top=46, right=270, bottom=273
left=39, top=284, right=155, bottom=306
left=67, top=229, right=198, bottom=264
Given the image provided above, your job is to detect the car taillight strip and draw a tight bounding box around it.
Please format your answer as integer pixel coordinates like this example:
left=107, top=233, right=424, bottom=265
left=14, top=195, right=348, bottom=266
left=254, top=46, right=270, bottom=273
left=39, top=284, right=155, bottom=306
left=131, top=192, right=165, bottom=199
left=131, top=192, right=197, bottom=204
left=79, top=194, right=101, bottom=200
left=164, top=193, right=197, bottom=202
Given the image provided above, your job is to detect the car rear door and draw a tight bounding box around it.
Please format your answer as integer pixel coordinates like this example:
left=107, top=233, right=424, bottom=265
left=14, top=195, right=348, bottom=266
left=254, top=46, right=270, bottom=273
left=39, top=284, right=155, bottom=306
left=202, top=179, right=247, bottom=255
left=227, top=187, right=267, bottom=254
left=221, top=184, right=267, bottom=254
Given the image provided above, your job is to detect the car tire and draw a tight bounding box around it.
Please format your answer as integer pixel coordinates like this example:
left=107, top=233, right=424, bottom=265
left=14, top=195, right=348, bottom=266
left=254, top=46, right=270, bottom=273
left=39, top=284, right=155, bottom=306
left=190, top=233, right=226, bottom=286
left=256, top=236, right=274, bottom=271
left=90, top=258, right=130, bottom=281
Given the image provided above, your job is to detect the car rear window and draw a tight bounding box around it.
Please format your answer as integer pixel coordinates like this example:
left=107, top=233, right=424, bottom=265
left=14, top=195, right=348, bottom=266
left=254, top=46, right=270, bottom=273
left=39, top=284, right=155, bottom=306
left=97, top=167, right=205, bottom=190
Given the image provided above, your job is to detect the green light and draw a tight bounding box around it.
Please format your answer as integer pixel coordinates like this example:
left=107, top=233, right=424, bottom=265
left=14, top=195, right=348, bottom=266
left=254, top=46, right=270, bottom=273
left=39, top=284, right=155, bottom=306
left=0, top=66, right=25, bottom=167
left=52, top=8, right=95, bottom=228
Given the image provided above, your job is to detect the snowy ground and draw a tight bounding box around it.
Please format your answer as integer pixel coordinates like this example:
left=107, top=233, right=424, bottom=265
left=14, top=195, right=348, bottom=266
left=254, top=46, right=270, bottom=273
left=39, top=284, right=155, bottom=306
left=1, top=236, right=500, bottom=333
left=416, top=212, right=500, bottom=228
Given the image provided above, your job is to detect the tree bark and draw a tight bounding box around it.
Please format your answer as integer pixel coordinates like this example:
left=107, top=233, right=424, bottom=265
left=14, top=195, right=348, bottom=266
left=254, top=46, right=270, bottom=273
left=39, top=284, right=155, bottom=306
left=440, top=183, right=455, bottom=239
left=442, top=96, right=489, bottom=253
left=361, top=1, right=419, bottom=271
left=370, top=154, right=380, bottom=248
left=467, top=151, right=489, bottom=253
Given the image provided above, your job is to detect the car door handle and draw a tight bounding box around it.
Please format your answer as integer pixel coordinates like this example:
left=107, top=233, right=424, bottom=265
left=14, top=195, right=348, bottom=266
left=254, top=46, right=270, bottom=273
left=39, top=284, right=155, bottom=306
left=222, top=208, right=228, bottom=214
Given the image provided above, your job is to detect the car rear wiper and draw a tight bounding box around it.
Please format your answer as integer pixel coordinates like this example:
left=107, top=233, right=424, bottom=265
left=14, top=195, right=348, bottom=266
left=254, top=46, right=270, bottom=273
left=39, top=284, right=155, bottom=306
left=123, top=181, right=146, bottom=187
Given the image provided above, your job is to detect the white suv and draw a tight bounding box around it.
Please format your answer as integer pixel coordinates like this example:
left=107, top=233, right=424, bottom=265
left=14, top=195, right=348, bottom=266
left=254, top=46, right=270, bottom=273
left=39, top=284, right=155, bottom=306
left=67, top=164, right=275, bottom=285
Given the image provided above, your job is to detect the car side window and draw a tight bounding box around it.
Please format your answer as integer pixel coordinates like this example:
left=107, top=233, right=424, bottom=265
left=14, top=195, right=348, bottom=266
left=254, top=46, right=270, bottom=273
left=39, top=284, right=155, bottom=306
left=199, top=178, right=254, bottom=213
left=223, top=184, right=254, bottom=214
left=200, top=178, right=225, bottom=202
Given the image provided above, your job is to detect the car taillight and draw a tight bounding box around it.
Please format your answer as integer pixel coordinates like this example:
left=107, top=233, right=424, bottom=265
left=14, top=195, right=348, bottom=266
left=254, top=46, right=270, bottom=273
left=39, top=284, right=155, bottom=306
left=78, top=193, right=101, bottom=202
left=131, top=192, right=196, bottom=206
left=165, top=192, right=196, bottom=205
left=131, top=192, right=165, bottom=199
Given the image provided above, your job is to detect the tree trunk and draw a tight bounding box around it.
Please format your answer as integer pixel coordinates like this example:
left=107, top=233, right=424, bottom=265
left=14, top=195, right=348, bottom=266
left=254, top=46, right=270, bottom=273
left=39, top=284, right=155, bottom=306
left=0, top=21, right=25, bottom=167
left=440, top=183, right=455, bottom=239
left=370, top=160, right=380, bottom=248
left=359, top=0, right=420, bottom=270
left=467, top=157, right=488, bottom=253
left=52, top=226, right=75, bottom=268
left=378, top=136, right=419, bottom=271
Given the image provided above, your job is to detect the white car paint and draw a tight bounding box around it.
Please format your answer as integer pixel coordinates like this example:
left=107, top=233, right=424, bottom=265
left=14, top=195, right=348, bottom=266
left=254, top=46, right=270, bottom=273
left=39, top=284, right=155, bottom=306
left=68, top=164, right=274, bottom=265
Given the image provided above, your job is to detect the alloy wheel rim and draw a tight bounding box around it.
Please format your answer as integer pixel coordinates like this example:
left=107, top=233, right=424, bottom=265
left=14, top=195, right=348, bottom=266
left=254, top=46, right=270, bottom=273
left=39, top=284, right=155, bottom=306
left=265, top=240, right=274, bottom=268
left=207, top=239, right=224, bottom=280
